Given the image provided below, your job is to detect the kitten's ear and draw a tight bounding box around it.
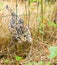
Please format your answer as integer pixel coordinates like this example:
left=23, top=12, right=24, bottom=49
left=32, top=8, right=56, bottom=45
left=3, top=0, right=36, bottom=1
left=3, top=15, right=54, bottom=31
left=6, top=5, right=8, bottom=9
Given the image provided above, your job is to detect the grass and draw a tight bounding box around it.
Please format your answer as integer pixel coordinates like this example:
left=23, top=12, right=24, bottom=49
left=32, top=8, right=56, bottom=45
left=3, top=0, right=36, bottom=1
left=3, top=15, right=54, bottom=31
left=0, top=0, right=57, bottom=65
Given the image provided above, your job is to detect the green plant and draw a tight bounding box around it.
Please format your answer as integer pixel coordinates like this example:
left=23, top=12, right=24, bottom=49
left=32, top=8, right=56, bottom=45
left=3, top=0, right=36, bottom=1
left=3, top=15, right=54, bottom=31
left=37, top=16, right=45, bottom=35
left=28, top=0, right=41, bottom=3
left=39, top=30, right=44, bottom=35
left=4, top=59, right=9, bottom=63
left=38, top=61, right=45, bottom=65
left=47, top=19, right=57, bottom=28
left=15, top=56, right=22, bottom=61
left=24, top=61, right=38, bottom=65
left=48, top=46, right=57, bottom=59
left=24, top=62, right=32, bottom=65
left=0, top=2, right=4, bottom=7
left=33, top=61, right=38, bottom=65
left=47, top=62, right=51, bottom=65
left=28, top=0, right=37, bottom=3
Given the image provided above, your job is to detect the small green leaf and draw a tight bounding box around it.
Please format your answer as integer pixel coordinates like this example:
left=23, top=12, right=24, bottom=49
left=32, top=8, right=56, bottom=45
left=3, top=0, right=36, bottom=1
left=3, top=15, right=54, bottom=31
left=28, top=0, right=37, bottom=3
left=38, top=61, right=44, bottom=65
left=24, top=64, right=27, bottom=65
left=0, top=2, right=4, bottom=7
left=47, top=62, right=51, bottom=65
left=48, top=46, right=57, bottom=59
left=33, top=61, right=38, bottom=65
left=4, top=59, right=9, bottom=63
left=24, top=62, right=32, bottom=65
left=37, top=16, right=42, bottom=23
left=40, top=23, right=45, bottom=28
left=15, top=56, right=22, bottom=61
left=28, top=0, right=42, bottom=3
left=39, top=30, right=44, bottom=35
left=24, top=61, right=38, bottom=65
left=28, top=62, right=33, bottom=65
left=48, top=19, right=57, bottom=28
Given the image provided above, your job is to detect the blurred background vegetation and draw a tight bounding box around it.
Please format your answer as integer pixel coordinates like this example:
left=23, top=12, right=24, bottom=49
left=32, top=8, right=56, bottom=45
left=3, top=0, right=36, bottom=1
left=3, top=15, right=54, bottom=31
left=0, top=0, right=57, bottom=65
